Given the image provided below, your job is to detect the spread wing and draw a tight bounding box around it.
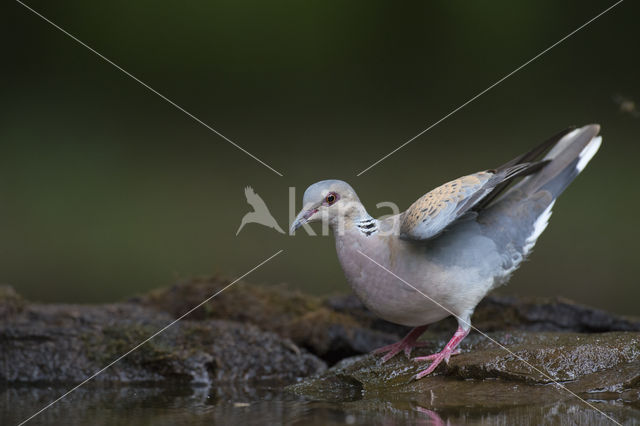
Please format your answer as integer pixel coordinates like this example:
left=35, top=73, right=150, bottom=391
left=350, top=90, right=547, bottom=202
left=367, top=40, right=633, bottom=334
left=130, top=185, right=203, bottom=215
left=400, top=163, right=545, bottom=241
left=244, top=186, right=269, bottom=212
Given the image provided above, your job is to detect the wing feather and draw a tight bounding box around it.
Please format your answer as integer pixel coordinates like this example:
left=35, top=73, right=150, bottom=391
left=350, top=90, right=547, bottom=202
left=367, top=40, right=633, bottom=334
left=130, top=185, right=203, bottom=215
left=400, top=162, right=547, bottom=241
left=400, top=172, right=492, bottom=240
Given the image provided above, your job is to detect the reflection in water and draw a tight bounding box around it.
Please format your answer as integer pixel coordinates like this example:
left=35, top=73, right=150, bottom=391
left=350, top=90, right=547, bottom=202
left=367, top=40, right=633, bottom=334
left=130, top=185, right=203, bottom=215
left=2, top=382, right=638, bottom=425
left=414, top=406, right=446, bottom=425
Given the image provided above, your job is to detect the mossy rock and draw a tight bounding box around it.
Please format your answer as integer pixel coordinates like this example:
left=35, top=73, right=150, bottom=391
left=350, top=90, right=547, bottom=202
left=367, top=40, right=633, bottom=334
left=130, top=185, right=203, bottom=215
left=289, top=331, right=640, bottom=410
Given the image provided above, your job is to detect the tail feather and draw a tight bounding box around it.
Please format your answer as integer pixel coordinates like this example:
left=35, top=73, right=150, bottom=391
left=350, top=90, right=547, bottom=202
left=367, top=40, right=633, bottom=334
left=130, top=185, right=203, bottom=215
left=475, top=127, right=576, bottom=211
left=481, top=124, right=601, bottom=273
left=515, top=124, right=601, bottom=199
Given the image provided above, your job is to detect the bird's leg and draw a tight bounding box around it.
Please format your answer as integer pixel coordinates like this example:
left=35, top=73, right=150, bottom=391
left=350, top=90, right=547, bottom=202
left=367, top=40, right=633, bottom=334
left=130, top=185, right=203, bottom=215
left=412, top=326, right=469, bottom=380
left=414, top=407, right=446, bottom=426
left=373, top=325, right=429, bottom=363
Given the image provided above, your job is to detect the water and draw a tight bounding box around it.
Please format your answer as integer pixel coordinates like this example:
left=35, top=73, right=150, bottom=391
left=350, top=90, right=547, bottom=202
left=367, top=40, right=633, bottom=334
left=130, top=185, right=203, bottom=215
left=3, top=382, right=638, bottom=425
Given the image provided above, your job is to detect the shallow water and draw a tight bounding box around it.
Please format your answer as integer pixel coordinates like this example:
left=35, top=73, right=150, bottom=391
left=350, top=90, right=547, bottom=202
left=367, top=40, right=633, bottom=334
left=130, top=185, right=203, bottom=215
left=3, top=381, right=638, bottom=426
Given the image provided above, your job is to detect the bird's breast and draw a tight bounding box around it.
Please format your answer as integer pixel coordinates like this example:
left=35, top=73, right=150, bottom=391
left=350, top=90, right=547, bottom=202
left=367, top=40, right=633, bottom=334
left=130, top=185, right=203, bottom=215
left=334, top=233, right=452, bottom=327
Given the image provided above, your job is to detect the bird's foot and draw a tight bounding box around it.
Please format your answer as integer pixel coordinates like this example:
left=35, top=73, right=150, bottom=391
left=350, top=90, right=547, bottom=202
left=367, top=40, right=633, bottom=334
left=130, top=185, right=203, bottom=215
left=374, top=340, right=431, bottom=363
left=411, top=326, right=469, bottom=380
left=412, top=348, right=461, bottom=379
left=373, top=325, right=428, bottom=363
left=413, top=348, right=461, bottom=363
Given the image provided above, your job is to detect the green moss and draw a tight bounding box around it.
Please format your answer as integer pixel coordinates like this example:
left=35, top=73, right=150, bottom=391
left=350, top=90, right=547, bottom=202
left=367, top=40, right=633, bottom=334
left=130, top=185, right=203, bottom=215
left=82, top=324, right=177, bottom=365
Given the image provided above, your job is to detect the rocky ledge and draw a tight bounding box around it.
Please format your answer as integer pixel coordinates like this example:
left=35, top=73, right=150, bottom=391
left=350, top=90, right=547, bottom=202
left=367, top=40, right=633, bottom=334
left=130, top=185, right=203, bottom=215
left=289, top=332, right=640, bottom=410
left=1, top=277, right=639, bottom=415
left=0, top=285, right=324, bottom=385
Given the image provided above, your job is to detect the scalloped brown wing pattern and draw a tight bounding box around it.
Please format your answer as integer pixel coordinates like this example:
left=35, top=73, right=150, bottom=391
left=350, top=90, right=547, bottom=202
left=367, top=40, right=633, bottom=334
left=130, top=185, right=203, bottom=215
left=400, top=172, right=494, bottom=240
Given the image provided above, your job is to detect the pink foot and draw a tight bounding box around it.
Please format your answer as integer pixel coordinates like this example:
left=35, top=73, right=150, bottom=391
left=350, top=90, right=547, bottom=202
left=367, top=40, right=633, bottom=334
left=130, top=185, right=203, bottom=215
left=373, top=325, right=428, bottom=363
left=412, top=326, right=469, bottom=380
left=414, top=348, right=461, bottom=362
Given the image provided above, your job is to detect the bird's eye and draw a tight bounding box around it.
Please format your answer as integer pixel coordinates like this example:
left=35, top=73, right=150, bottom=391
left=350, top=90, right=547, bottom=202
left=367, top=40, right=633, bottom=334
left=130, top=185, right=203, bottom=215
left=325, top=193, right=337, bottom=205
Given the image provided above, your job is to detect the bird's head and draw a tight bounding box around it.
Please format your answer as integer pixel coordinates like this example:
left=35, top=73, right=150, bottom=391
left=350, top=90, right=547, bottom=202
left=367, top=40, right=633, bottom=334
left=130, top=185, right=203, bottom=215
left=290, top=179, right=364, bottom=234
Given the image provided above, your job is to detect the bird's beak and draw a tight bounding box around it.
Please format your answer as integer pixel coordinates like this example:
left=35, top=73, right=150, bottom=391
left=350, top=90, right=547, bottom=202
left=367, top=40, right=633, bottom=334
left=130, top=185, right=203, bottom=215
left=290, top=207, right=319, bottom=234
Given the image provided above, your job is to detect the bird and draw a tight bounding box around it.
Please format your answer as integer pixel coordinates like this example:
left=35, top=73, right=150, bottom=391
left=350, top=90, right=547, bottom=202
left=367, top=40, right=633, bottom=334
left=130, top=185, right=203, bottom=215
left=236, top=186, right=285, bottom=235
left=291, top=124, right=602, bottom=380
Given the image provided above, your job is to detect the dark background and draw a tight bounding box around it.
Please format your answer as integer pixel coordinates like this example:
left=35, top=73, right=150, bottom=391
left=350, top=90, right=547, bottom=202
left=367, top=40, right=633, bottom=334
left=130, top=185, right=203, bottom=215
left=2, top=1, right=638, bottom=314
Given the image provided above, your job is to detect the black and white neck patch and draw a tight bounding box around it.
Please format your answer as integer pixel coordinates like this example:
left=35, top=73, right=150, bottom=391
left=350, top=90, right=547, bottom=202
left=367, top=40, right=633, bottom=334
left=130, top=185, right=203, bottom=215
left=356, top=217, right=378, bottom=237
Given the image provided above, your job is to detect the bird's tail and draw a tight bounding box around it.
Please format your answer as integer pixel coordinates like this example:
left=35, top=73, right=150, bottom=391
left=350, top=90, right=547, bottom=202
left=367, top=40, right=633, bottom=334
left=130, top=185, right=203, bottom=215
left=514, top=124, right=602, bottom=199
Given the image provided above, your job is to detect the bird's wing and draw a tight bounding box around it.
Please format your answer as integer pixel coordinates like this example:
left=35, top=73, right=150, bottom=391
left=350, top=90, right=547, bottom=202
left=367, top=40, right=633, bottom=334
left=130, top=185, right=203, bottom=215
left=244, top=186, right=269, bottom=212
left=400, top=163, right=545, bottom=241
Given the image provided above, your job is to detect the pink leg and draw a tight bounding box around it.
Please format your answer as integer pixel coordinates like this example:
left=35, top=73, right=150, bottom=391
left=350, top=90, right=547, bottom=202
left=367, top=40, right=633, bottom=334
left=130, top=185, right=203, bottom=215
left=412, top=326, right=469, bottom=380
left=373, top=325, right=429, bottom=363
left=414, top=407, right=445, bottom=426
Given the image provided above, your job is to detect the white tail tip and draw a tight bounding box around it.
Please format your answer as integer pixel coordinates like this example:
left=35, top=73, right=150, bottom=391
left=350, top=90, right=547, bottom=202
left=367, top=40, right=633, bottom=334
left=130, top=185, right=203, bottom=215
left=577, top=136, right=602, bottom=172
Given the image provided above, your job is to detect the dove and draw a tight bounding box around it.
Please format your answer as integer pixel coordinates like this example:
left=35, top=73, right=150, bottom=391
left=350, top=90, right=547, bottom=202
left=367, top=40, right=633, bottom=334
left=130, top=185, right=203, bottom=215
left=236, top=186, right=285, bottom=235
left=291, top=125, right=602, bottom=380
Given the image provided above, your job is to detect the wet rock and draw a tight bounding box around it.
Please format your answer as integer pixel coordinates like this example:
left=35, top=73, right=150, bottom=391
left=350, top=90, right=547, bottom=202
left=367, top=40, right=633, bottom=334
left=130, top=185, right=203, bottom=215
left=289, top=331, right=640, bottom=413
left=0, top=295, right=325, bottom=384
left=134, top=277, right=400, bottom=363
left=3, top=275, right=638, bottom=404
left=3, top=279, right=640, bottom=424
left=448, top=332, right=640, bottom=383
left=137, top=277, right=640, bottom=366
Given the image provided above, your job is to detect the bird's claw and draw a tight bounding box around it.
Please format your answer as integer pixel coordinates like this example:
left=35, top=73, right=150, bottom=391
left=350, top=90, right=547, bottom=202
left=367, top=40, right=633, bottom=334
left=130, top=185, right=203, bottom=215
left=413, top=348, right=460, bottom=362
left=374, top=336, right=429, bottom=363
left=411, top=348, right=462, bottom=380
left=374, top=343, right=404, bottom=363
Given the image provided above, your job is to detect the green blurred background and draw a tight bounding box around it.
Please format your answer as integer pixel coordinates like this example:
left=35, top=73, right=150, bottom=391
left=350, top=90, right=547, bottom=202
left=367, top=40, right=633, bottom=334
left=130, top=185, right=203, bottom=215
left=2, top=1, right=638, bottom=314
